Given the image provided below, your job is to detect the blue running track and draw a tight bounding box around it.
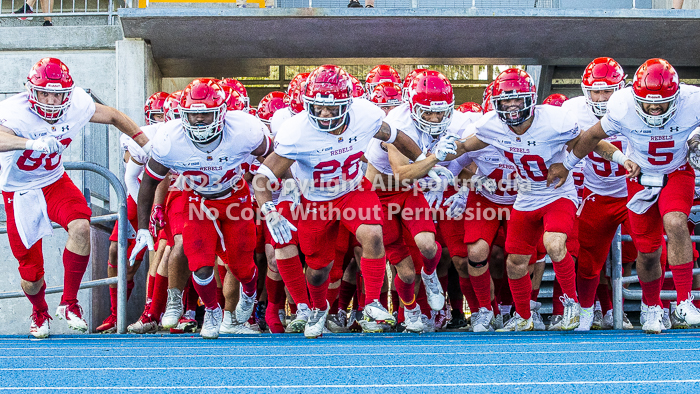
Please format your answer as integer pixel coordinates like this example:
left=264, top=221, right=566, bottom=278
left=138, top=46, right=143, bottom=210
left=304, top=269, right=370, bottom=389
left=1, top=330, right=700, bottom=393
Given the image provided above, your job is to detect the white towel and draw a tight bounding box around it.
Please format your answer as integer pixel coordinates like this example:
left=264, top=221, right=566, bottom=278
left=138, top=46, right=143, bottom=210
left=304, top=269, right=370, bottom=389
left=14, top=189, right=53, bottom=248
left=626, top=186, right=662, bottom=215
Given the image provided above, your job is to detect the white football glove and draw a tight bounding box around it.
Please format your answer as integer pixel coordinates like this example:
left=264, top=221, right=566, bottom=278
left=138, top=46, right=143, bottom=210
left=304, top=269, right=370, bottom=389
left=423, top=189, right=444, bottom=210
left=433, top=134, right=459, bottom=161
left=471, top=175, right=498, bottom=194
left=25, top=136, right=64, bottom=155
left=130, top=229, right=154, bottom=266
left=443, top=186, right=469, bottom=218
left=428, top=165, right=456, bottom=187
left=688, top=137, right=700, bottom=171
left=261, top=201, right=297, bottom=244
left=280, top=178, right=301, bottom=210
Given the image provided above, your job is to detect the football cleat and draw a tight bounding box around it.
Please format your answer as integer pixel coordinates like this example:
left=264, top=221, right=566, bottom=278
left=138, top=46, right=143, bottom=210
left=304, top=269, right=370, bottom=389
left=347, top=310, right=363, bottom=333
left=127, top=314, right=158, bottom=334
left=403, top=305, right=424, bottom=333
left=420, top=269, right=445, bottom=311
left=420, top=314, right=436, bottom=333
left=170, top=310, right=198, bottom=334
left=304, top=302, right=329, bottom=339
left=30, top=309, right=51, bottom=339
left=531, top=301, right=546, bottom=331
left=285, top=303, right=311, bottom=333
left=161, top=288, right=184, bottom=329
left=472, top=307, right=495, bottom=333
left=446, top=310, right=469, bottom=329
left=674, top=298, right=700, bottom=326
left=560, top=295, right=581, bottom=330
left=496, top=312, right=533, bottom=332
left=235, top=289, right=257, bottom=325
left=201, top=306, right=223, bottom=339
left=592, top=309, right=605, bottom=330
left=642, top=305, right=663, bottom=334
left=575, top=306, right=594, bottom=331
left=56, top=302, right=88, bottom=333
left=547, top=315, right=563, bottom=331
left=96, top=314, right=117, bottom=334
left=364, top=300, right=396, bottom=326
left=432, top=308, right=449, bottom=330
left=220, top=311, right=260, bottom=334
left=326, top=310, right=348, bottom=333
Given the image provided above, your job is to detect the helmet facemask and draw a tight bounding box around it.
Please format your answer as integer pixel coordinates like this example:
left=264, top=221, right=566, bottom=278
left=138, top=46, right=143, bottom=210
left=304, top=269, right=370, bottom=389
left=303, top=93, right=352, bottom=133
left=633, top=92, right=678, bottom=128
left=180, top=103, right=226, bottom=144
left=26, top=82, right=73, bottom=121
left=410, top=101, right=453, bottom=137
left=582, top=81, right=624, bottom=117
left=493, top=91, right=535, bottom=126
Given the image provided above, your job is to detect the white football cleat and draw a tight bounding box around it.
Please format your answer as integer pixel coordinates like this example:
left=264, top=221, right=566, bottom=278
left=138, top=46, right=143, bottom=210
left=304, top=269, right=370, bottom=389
left=30, top=310, right=51, bottom=339
left=530, top=301, right=546, bottom=331
left=496, top=312, right=533, bottom=332
left=364, top=300, right=396, bottom=326
left=220, top=311, right=260, bottom=334
left=160, top=288, right=184, bottom=329
left=575, top=306, right=594, bottom=331
left=234, top=288, right=257, bottom=325
left=56, top=302, right=88, bottom=333
left=674, top=297, right=700, bottom=326
left=285, top=303, right=311, bottom=333
left=420, top=269, right=445, bottom=311
left=472, top=307, right=495, bottom=333
left=403, top=305, right=424, bottom=333
left=304, top=302, right=329, bottom=339
left=560, top=295, right=581, bottom=330
left=642, top=305, right=663, bottom=334
left=201, top=306, right=223, bottom=339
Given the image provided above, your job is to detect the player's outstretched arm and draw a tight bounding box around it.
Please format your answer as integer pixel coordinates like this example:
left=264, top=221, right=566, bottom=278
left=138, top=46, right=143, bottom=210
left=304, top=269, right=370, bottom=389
left=387, top=143, right=439, bottom=183
left=90, top=103, right=150, bottom=149
left=455, top=135, right=489, bottom=156
left=0, top=124, right=32, bottom=152
left=593, top=140, right=640, bottom=178
left=373, top=122, right=421, bottom=161
left=0, top=124, right=64, bottom=154
left=137, top=158, right=170, bottom=231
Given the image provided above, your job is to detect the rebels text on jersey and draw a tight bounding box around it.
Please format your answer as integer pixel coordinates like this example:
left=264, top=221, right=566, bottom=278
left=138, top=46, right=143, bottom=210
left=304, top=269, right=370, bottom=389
left=474, top=105, right=580, bottom=211
left=0, top=88, right=95, bottom=192
left=274, top=98, right=384, bottom=201
left=147, top=111, right=267, bottom=198
left=563, top=96, right=628, bottom=198
left=601, top=85, right=700, bottom=175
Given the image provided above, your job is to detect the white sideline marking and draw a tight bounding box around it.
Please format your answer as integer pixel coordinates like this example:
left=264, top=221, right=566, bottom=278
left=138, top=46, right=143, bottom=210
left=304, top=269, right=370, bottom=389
left=1, top=347, right=699, bottom=359
left=0, top=360, right=698, bottom=371
left=2, top=379, right=700, bottom=390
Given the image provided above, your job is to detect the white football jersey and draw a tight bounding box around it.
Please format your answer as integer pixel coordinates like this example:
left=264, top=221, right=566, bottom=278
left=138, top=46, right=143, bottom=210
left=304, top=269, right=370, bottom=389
left=474, top=105, right=580, bottom=211
left=274, top=98, right=384, bottom=201
left=121, top=122, right=162, bottom=165
left=149, top=111, right=267, bottom=198
left=562, top=96, right=628, bottom=198
left=270, top=107, right=293, bottom=138
left=601, top=85, right=700, bottom=175
left=0, top=88, right=96, bottom=192
left=452, top=144, right=518, bottom=206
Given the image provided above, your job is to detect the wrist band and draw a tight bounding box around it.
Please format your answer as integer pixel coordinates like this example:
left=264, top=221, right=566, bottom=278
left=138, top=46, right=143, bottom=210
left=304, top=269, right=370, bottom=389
left=132, top=131, right=144, bottom=139
left=612, top=150, right=628, bottom=166
left=563, top=151, right=582, bottom=171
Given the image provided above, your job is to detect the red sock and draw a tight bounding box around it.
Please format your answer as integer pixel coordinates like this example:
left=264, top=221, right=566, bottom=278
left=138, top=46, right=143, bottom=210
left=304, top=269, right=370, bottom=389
left=337, top=280, right=356, bottom=311
left=596, top=283, right=613, bottom=314
left=450, top=294, right=463, bottom=314
left=265, top=276, right=285, bottom=333
left=493, top=276, right=506, bottom=306
left=327, top=285, right=341, bottom=311
left=289, top=303, right=297, bottom=314
left=458, top=276, right=480, bottom=311
left=552, top=279, right=563, bottom=315
left=577, top=276, right=599, bottom=309
left=361, top=257, right=386, bottom=305
left=330, top=298, right=339, bottom=314
left=356, top=273, right=365, bottom=311
left=109, top=287, right=118, bottom=316
left=216, top=287, right=226, bottom=309
left=416, top=282, right=431, bottom=314
left=308, top=279, right=329, bottom=310
left=640, top=277, right=663, bottom=308
left=661, top=276, right=674, bottom=309
left=276, top=255, right=309, bottom=306
left=25, top=281, right=48, bottom=312
left=670, top=262, right=694, bottom=303
left=240, top=268, right=258, bottom=297
left=394, top=275, right=417, bottom=309
left=530, top=288, right=540, bottom=302
left=439, top=274, right=448, bottom=297
left=500, top=277, right=513, bottom=307
left=469, top=270, right=492, bottom=311
left=508, top=274, right=532, bottom=320
left=149, top=273, right=169, bottom=319
left=422, top=242, right=442, bottom=275
left=61, top=249, right=90, bottom=305
left=186, top=281, right=199, bottom=311
left=127, top=280, right=134, bottom=300
left=192, top=273, right=219, bottom=310
left=379, top=291, right=388, bottom=309
left=551, top=252, right=578, bottom=302
left=397, top=305, right=405, bottom=323
left=491, top=298, right=500, bottom=315
left=146, top=274, right=156, bottom=301
left=391, top=290, right=400, bottom=313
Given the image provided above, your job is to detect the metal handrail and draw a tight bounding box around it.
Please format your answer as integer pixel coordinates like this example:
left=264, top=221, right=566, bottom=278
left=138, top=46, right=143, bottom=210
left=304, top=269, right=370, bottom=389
left=0, top=0, right=116, bottom=24
left=0, top=162, right=128, bottom=334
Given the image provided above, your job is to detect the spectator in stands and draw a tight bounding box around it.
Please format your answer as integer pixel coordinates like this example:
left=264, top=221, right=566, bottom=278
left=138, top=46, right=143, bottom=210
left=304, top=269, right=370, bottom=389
left=348, top=0, right=373, bottom=7
left=13, top=0, right=54, bottom=26
left=672, top=0, right=683, bottom=8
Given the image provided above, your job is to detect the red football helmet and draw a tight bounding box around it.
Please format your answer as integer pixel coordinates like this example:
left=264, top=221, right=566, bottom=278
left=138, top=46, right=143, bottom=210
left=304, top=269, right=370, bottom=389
left=303, top=65, right=353, bottom=132
left=365, top=65, right=402, bottom=94
left=26, top=57, right=74, bottom=121
left=542, top=93, right=569, bottom=107
left=581, top=57, right=626, bottom=117
left=144, top=91, right=169, bottom=125
left=220, top=85, right=247, bottom=111
left=457, top=101, right=483, bottom=113
left=284, top=72, right=310, bottom=115
left=407, top=70, right=454, bottom=137
left=163, top=90, right=183, bottom=121
left=402, top=68, right=428, bottom=102
left=179, top=79, right=227, bottom=143
left=249, top=107, right=257, bottom=117
left=632, top=58, right=679, bottom=127
left=483, top=81, right=496, bottom=103
left=257, top=91, right=288, bottom=125
left=219, top=78, right=250, bottom=111
left=369, top=82, right=403, bottom=108
left=491, top=68, right=537, bottom=126
left=349, top=74, right=366, bottom=98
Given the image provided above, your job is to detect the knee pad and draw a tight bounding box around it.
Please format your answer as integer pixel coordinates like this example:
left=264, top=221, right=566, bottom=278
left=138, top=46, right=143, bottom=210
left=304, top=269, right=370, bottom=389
left=468, top=259, right=488, bottom=269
